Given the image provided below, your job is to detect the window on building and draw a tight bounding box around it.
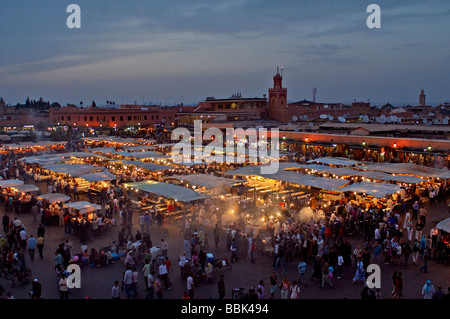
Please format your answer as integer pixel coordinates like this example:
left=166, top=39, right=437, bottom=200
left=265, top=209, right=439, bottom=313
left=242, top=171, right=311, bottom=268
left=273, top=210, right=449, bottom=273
left=68, top=116, right=71, bottom=121
left=120, top=116, right=123, bottom=121
left=112, top=116, right=115, bottom=121
left=61, top=116, right=64, bottom=121
left=151, top=115, right=154, bottom=120
left=84, top=116, right=87, bottom=121
left=90, top=116, right=93, bottom=121
left=128, top=116, right=132, bottom=121
left=144, top=115, right=147, bottom=120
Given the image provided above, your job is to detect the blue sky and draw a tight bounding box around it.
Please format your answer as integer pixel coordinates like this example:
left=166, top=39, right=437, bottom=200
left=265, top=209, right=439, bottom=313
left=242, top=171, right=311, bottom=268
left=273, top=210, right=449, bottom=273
left=0, top=0, right=449, bottom=106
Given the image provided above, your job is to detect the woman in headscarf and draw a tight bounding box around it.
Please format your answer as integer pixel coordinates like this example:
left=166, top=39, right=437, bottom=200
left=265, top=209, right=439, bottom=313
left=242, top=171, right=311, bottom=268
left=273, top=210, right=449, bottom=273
left=422, top=280, right=435, bottom=299
left=420, top=235, right=427, bottom=257
left=352, top=257, right=366, bottom=284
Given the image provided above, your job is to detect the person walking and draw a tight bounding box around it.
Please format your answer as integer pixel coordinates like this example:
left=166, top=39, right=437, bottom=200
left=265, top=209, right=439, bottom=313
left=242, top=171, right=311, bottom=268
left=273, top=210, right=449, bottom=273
left=279, top=276, right=290, bottom=299
left=27, top=235, right=37, bottom=261
left=213, top=224, right=220, bottom=248
left=142, top=259, right=151, bottom=291
left=161, top=239, right=168, bottom=258
left=321, top=259, right=334, bottom=288
left=422, top=280, right=435, bottom=299
left=297, top=259, right=308, bottom=286
left=290, top=281, right=301, bottom=299
left=145, top=271, right=155, bottom=299
left=419, top=247, right=430, bottom=273
left=269, top=272, right=277, bottom=299
left=395, top=272, right=403, bottom=299
left=352, top=257, right=365, bottom=284
left=131, top=267, right=139, bottom=297
left=58, top=273, right=69, bottom=299
left=218, top=274, right=225, bottom=299
left=123, top=266, right=133, bottom=299
left=111, top=281, right=120, bottom=299
left=31, top=278, right=42, bottom=299
left=187, top=273, right=195, bottom=299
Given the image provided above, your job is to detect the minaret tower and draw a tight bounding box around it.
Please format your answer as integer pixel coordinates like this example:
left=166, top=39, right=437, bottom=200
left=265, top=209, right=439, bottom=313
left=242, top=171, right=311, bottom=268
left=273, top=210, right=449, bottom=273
left=419, top=89, right=426, bottom=107
left=268, top=67, right=288, bottom=122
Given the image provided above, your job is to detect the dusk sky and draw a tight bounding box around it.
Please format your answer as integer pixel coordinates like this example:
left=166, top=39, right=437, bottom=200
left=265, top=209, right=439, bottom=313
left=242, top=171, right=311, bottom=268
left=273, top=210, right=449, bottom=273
left=0, top=0, right=449, bottom=107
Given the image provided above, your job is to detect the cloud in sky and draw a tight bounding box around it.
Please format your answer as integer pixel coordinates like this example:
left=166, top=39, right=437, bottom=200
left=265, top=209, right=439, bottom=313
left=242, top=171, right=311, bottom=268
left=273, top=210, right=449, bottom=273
left=0, top=0, right=449, bottom=106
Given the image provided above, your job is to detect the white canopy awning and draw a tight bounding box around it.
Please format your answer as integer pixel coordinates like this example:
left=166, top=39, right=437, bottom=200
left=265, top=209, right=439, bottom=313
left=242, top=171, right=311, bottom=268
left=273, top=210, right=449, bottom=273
left=307, top=157, right=361, bottom=166
left=80, top=171, right=116, bottom=182
left=111, top=159, right=175, bottom=171
left=42, top=163, right=104, bottom=177
left=259, top=170, right=350, bottom=191
left=13, top=184, right=40, bottom=193
left=0, top=179, right=24, bottom=188
left=167, top=174, right=241, bottom=189
left=358, top=163, right=450, bottom=179
left=64, top=201, right=102, bottom=214
left=337, top=182, right=404, bottom=198
left=37, top=193, right=71, bottom=203
left=436, top=218, right=450, bottom=233
left=123, top=180, right=208, bottom=202
left=225, top=162, right=304, bottom=176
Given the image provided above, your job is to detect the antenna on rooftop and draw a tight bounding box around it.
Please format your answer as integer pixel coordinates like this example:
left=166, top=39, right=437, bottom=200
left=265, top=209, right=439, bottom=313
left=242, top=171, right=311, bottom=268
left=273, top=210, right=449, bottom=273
left=312, top=87, right=317, bottom=102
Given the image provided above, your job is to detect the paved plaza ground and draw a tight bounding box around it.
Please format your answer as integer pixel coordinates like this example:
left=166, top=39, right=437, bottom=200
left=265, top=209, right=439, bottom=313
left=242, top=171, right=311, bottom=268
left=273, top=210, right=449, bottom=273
left=1, top=179, right=449, bottom=300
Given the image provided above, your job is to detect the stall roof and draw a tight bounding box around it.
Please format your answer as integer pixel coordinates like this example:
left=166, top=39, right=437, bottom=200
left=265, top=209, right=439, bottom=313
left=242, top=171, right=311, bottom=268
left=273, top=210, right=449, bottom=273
left=37, top=193, right=71, bottom=203
left=436, top=217, right=450, bottom=233
left=42, top=163, right=104, bottom=177
left=167, top=174, right=241, bottom=189
left=111, top=159, right=175, bottom=171
left=307, top=157, right=361, bottom=166
left=225, top=162, right=304, bottom=176
left=13, top=184, right=40, bottom=193
left=357, top=163, right=450, bottom=179
left=64, top=201, right=102, bottom=214
left=0, top=179, right=24, bottom=188
left=336, top=181, right=404, bottom=198
left=258, top=170, right=350, bottom=191
left=80, top=171, right=116, bottom=182
left=122, top=151, right=164, bottom=159
left=379, top=175, right=426, bottom=184
left=19, top=154, right=63, bottom=165
left=123, top=180, right=208, bottom=202
left=60, top=152, right=107, bottom=159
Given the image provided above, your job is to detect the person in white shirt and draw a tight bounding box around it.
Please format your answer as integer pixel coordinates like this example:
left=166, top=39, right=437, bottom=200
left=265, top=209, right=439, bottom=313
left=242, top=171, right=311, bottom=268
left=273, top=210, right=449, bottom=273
left=187, top=273, right=195, bottom=299
left=430, top=226, right=439, bottom=248
left=123, top=267, right=133, bottom=299
left=158, top=262, right=169, bottom=290
left=111, top=281, right=120, bottom=299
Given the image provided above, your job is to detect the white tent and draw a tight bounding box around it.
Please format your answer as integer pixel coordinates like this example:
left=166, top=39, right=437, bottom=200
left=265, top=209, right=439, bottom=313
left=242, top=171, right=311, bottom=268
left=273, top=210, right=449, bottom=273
left=122, top=151, right=164, bottom=159
left=307, top=157, right=361, bottom=166
left=436, top=218, right=450, bottom=233
left=123, top=180, right=208, bottom=202
left=111, top=159, right=175, bottom=171
left=64, top=201, right=102, bottom=214
left=259, top=170, right=350, bottom=191
left=336, top=182, right=403, bottom=198
left=80, top=171, right=117, bottom=182
left=0, top=179, right=24, bottom=188
left=167, top=174, right=240, bottom=189
left=42, top=163, right=104, bottom=177
left=359, top=163, right=450, bottom=179
left=225, top=162, right=304, bottom=176
left=14, top=184, right=40, bottom=193
left=379, top=175, right=426, bottom=184
left=38, top=193, right=71, bottom=203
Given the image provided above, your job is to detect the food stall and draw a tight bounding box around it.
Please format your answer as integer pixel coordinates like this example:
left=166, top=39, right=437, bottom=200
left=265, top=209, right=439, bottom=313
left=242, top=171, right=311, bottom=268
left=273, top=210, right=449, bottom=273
left=436, top=217, right=450, bottom=264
